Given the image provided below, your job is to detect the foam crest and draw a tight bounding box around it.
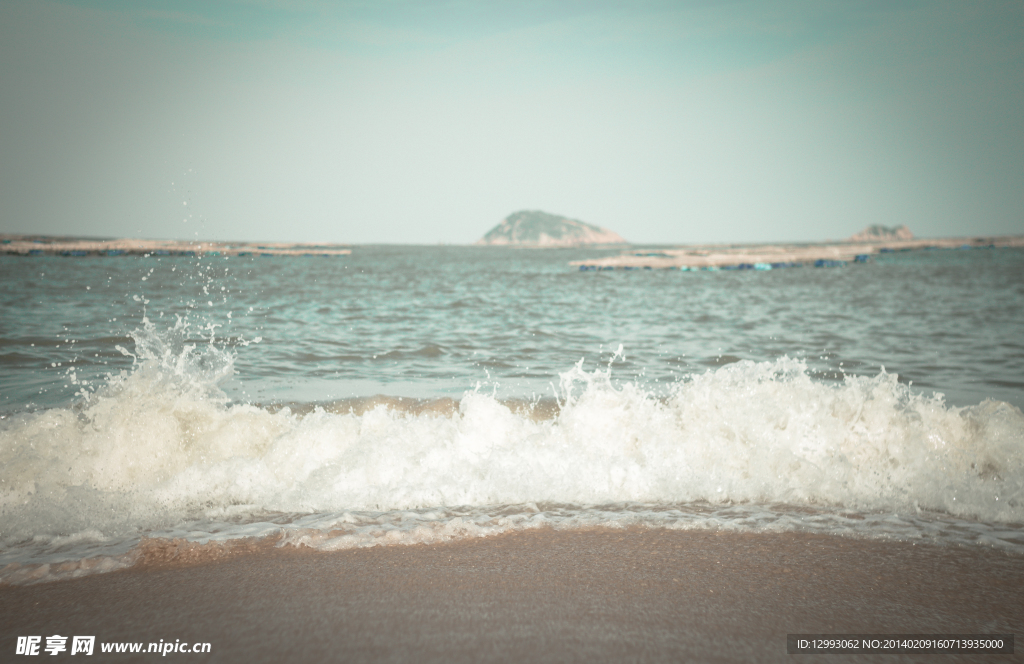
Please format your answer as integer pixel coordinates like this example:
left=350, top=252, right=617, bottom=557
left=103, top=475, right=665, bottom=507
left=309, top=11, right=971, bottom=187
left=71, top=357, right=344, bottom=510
left=665, top=359, right=1024, bottom=519
left=1, top=328, right=1022, bottom=580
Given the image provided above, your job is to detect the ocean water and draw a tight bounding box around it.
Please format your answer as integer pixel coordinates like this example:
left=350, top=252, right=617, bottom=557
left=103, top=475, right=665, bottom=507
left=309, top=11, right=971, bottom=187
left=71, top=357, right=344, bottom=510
left=1, top=245, right=1023, bottom=583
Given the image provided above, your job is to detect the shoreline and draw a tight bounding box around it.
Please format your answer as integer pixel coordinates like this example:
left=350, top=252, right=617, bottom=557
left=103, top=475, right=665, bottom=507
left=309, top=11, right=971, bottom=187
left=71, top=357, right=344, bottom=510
left=3, top=233, right=1023, bottom=261
left=0, top=235, right=351, bottom=257
left=2, top=528, right=1020, bottom=662
left=571, top=235, right=1024, bottom=270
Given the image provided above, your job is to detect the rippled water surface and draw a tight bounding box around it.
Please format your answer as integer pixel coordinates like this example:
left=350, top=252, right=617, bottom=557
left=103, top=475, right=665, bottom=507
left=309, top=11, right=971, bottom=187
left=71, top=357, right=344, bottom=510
left=3, top=245, right=1023, bottom=409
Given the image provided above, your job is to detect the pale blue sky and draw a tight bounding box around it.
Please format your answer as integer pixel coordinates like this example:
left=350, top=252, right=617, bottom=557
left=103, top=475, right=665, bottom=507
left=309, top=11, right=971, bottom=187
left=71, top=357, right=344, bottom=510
left=1, top=0, right=1021, bottom=244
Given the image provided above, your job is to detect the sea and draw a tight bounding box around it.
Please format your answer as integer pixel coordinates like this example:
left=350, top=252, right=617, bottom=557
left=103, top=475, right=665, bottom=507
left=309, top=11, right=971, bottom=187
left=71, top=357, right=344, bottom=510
left=1, top=244, right=1023, bottom=584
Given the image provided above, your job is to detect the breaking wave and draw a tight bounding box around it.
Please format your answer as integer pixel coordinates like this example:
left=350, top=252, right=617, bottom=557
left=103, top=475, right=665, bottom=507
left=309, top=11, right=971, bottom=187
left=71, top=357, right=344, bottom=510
left=2, top=322, right=1022, bottom=583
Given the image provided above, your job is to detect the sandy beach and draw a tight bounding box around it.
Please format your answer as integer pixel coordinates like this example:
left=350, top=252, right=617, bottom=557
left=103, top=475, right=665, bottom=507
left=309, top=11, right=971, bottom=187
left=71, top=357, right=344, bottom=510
left=2, top=529, right=1020, bottom=663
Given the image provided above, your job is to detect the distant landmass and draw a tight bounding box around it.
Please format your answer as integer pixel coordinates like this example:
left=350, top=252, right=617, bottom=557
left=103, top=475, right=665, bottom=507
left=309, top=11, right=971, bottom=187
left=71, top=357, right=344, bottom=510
left=847, top=224, right=913, bottom=242
left=0, top=234, right=351, bottom=257
left=476, top=210, right=627, bottom=247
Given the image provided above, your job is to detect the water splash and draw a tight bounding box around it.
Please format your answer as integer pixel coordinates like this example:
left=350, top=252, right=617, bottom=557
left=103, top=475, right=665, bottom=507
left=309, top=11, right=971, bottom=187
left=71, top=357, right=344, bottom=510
left=1, top=324, right=1022, bottom=583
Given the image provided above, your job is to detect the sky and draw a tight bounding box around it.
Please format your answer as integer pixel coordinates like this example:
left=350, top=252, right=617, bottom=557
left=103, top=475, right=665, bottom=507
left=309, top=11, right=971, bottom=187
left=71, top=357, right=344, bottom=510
left=0, top=0, right=1021, bottom=245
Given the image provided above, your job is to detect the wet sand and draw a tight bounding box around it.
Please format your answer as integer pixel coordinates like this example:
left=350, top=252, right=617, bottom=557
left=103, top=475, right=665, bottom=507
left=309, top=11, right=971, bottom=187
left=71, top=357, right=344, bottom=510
left=2, top=529, right=1021, bottom=663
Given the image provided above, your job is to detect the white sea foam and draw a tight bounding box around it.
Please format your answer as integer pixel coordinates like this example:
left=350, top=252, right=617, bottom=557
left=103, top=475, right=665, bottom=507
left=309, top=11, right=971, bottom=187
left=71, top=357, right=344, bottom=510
left=1, top=322, right=1023, bottom=583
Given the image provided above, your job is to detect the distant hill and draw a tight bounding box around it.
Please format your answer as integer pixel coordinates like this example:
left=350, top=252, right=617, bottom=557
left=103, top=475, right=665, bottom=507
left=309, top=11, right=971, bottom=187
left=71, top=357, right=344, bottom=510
left=847, top=224, right=913, bottom=242
left=476, top=210, right=627, bottom=247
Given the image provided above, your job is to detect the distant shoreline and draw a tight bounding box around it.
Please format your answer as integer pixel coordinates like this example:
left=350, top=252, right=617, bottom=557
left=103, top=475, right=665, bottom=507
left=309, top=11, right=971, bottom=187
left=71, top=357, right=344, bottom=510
left=0, top=235, right=351, bottom=257
left=572, top=234, right=1024, bottom=270
left=1, top=233, right=1022, bottom=261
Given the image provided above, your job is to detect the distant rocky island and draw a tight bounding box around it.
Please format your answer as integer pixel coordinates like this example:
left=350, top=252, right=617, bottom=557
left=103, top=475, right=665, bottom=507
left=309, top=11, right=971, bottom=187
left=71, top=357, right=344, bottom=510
left=847, top=224, right=914, bottom=242
left=476, top=210, right=626, bottom=247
